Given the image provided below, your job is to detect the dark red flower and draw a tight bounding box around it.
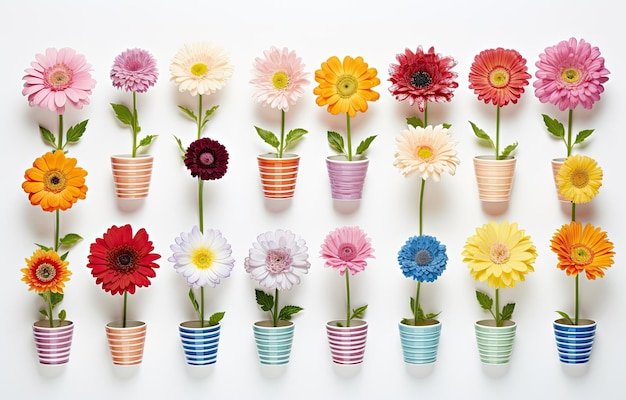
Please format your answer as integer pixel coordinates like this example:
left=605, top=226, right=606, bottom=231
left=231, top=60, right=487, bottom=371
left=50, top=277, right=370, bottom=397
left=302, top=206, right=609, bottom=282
left=184, top=137, right=229, bottom=180
left=87, top=224, right=160, bottom=295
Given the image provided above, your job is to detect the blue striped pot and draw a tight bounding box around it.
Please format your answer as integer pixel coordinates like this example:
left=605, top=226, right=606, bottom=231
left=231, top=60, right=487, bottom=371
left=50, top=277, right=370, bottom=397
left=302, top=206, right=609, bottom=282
left=178, top=321, right=221, bottom=366
left=398, top=319, right=441, bottom=365
left=553, top=318, right=596, bottom=364
left=253, top=320, right=295, bottom=365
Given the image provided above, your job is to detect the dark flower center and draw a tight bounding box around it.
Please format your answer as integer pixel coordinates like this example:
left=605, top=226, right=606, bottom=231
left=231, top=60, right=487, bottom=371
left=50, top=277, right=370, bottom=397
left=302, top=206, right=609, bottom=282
left=338, top=243, right=357, bottom=262
left=410, top=71, right=432, bottom=88
left=109, top=245, right=138, bottom=273
left=200, top=152, right=215, bottom=166
left=36, top=263, right=57, bottom=282
left=44, top=170, right=67, bottom=193
left=414, top=250, right=431, bottom=266
left=266, top=248, right=293, bottom=273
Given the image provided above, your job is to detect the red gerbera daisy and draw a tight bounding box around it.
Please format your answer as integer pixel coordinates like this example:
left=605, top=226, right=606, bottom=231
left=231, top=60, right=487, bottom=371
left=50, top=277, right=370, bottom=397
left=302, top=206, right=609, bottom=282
left=184, top=137, right=229, bottom=181
left=468, top=48, right=531, bottom=107
left=87, top=224, right=160, bottom=295
left=388, top=46, right=458, bottom=112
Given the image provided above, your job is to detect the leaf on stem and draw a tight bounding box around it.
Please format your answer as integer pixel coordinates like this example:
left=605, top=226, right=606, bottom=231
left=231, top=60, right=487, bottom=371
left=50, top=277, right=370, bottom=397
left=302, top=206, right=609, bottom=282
left=138, top=135, right=158, bottom=149
left=188, top=288, right=200, bottom=316
left=356, top=135, right=377, bottom=156
left=255, top=289, right=274, bottom=312
left=469, top=121, right=495, bottom=150
left=39, top=126, right=56, bottom=148
left=475, top=290, right=493, bottom=311
left=574, top=129, right=594, bottom=145
left=208, top=312, right=225, bottom=326
left=66, top=120, right=88, bottom=144
left=501, top=142, right=518, bottom=158
left=178, top=105, right=198, bottom=122
left=254, top=126, right=280, bottom=151
left=541, top=114, right=565, bottom=139
left=173, top=135, right=186, bottom=160
left=556, top=310, right=574, bottom=325
left=351, top=305, right=368, bottom=320
left=327, top=131, right=345, bottom=154
left=284, top=128, right=308, bottom=150
left=501, top=303, right=515, bottom=321
left=278, top=305, right=303, bottom=321
left=200, top=105, right=219, bottom=130
left=60, top=233, right=82, bottom=247
left=407, top=117, right=424, bottom=128
left=110, top=103, right=133, bottom=126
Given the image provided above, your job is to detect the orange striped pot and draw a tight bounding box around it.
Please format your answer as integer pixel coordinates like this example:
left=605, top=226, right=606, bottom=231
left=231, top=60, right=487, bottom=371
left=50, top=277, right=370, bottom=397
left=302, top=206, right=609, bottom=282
left=111, top=155, right=154, bottom=199
left=105, top=321, right=147, bottom=366
left=473, top=156, right=516, bottom=202
left=257, top=153, right=300, bottom=199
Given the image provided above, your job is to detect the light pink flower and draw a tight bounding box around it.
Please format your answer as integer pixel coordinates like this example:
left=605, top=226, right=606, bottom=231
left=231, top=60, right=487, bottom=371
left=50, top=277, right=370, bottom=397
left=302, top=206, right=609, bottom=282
left=110, top=48, right=158, bottom=93
left=250, top=46, right=310, bottom=112
left=534, top=37, right=610, bottom=111
left=320, top=226, right=374, bottom=276
left=22, top=48, right=96, bottom=114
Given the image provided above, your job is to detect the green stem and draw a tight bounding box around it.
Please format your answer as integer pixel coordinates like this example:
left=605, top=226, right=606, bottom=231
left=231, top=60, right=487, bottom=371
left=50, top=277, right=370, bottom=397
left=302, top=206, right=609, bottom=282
left=495, top=288, right=501, bottom=327
left=418, top=179, right=425, bottom=236
left=566, top=109, right=573, bottom=156
left=197, top=95, right=203, bottom=140
left=279, top=109, right=286, bottom=158
left=345, top=272, right=351, bottom=327
left=346, top=113, right=352, bottom=161
left=123, top=291, right=128, bottom=328
left=414, top=281, right=422, bottom=326
left=495, top=105, right=501, bottom=160
left=57, top=114, right=63, bottom=150
left=575, top=275, right=579, bottom=325
left=273, top=288, right=279, bottom=327
left=47, top=291, right=54, bottom=328
left=131, top=91, right=138, bottom=157
left=198, top=179, right=204, bottom=233
left=200, top=286, right=205, bottom=327
left=423, top=102, right=428, bottom=127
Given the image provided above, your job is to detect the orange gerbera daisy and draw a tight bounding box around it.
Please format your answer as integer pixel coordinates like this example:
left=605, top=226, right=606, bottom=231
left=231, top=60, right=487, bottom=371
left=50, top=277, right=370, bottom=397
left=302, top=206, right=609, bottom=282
left=550, top=221, right=614, bottom=280
left=22, top=151, right=88, bottom=212
left=22, top=249, right=71, bottom=293
left=313, top=55, right=380, bottom=118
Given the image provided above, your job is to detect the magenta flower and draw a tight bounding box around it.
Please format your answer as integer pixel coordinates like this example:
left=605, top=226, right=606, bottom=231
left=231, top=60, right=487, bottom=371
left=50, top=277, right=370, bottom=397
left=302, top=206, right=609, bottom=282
left=320, top=226, right=375, bottom=276
left=110, top=48, right=158, bottom=93
left=534, top=37, right=610, bottom=111
left=22, top=48, right=96, bottom=114
left=184, top=137, right=229, bottom=181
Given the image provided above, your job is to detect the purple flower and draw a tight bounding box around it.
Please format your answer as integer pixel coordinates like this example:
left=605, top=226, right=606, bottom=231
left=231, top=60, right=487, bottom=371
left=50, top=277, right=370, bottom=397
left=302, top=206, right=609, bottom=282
left=184, top=137, right=229, bottom=181
left=110, top=48, right=158, bottom=93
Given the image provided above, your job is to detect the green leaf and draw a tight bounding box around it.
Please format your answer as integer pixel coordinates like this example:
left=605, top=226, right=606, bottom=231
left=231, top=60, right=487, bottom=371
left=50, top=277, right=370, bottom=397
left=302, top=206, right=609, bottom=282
left=442, top=123, right=452, bottom=129
left=58, top=309, right=67, bottom=323
left=475, top=290, right=493, bottom=311
left=39, top=309, right=49, bottom=319
left=356, top=135, right=377, bottom=155
left=279, top=305, right=304, bottom=321
left=39, top=126, right=57, bottom=148
left=541, top=114, right=565, bottom=139
left=406, top=117, right=424, bottom=128
left=59, top=251, right=69, bottom=261
left=35, top=243, right=52, bottom=251
left=556, top=310, right=574, bottom=325
left=49, top=292, right=64, bottom=308
left=60, top=233, right=82, bottom=247
left=110, top=103, right=133, bottom=126
left=254, top=126, right=280, bottom=151
left=255, top=289, right=274, bottom=312
left=208, top=311, right=225, bottom=326
left=200, top=105, right=219, bottom=129
left=188, top=288, right=200, bottom=315
left=284, top=128, right=308, bottom=150
left=409, top=296, right=415, bottom=314
left=138, top=134, right=158, bottom=149
left=174, top=135, right=186, bottom=159
left=500, top=303, right=516, bottom=321
left=327, top=131, right=345, bottom=154
left=469, top=121, right=494, bottom=148
left=400, top=318, right=412, bottom=325
left=178, top=105, right=198, bottom=122
left=500, top=142, right=518, bottom=158
left=66, top=120, right=88, bottom=144
left=351, top=305, right=368, bottom=320
left=424, top=312, right=440, bottom=320
left=574, top=129, right=594, bottom=145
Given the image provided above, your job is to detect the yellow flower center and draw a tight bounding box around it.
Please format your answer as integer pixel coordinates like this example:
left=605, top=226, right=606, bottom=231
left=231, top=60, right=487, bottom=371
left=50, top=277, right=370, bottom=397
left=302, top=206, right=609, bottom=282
left=416, top=146, right=433, bottom=160
left=571, top=244, right=593, bottom=265
left=43, top=170, right=67, bottom=193
left=561, top=68, right=580, bottom=84
left=570, top=169, right=589, bottom=188
left=190, top=62, right=208, bottom=77
left=192, top=248, right=215, bottom=270
left=45, top=64, right=71, bottom=90
left=272, top=71, right=289, bottom=90
left=336, top=75, right=358, bottom=98
left=489, top=242, right=510, bottom=264
left=489, top=67, right=510, bottom=88
left=35, top=263, right=57, bottom=282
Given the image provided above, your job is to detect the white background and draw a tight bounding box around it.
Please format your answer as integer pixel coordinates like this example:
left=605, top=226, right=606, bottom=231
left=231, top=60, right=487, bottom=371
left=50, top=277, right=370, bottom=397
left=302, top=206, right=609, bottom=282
left=2, top=1, right=624, bottom=399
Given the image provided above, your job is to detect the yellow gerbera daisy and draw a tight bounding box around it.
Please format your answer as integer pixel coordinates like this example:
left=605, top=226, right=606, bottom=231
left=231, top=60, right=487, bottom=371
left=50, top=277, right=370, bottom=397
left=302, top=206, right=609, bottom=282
left=550, top=221, right=614, bottom=280
left=21, top=249, right=71, bottom=293
left=462, top=221, right=537, bottom=289
left=170, top=41, right=233, bottom=97
left=313, top=55, right=380, bottom=118
left=556, top=154, right=602, bottom=204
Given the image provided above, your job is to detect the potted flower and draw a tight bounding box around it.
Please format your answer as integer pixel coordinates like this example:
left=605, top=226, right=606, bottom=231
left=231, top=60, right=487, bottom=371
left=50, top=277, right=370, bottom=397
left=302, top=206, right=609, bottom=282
left=467, top=47, right=531, bottom=203
left=21, top=47, right=94, bottom=365
left=462, top=220, right=537, bottom=367
left=244, top=229, right=310, bottom=366
left=313, top=55, right=380, bottom=201
left=320, top=226, right=374, bottom=365
left=109, top=48, right=159, bottom=199
left=86, top=224, right=161, bottom=366
left=533, top=37, right=610, bottom=201
left=169, top=225, right=235, bottom=366
left=251, top=46, right=310, bottom=199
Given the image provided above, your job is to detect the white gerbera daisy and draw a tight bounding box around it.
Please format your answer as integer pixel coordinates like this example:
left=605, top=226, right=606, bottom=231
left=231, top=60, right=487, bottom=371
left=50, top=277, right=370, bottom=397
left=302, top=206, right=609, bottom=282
left=169, top=42, right=233, bottom=96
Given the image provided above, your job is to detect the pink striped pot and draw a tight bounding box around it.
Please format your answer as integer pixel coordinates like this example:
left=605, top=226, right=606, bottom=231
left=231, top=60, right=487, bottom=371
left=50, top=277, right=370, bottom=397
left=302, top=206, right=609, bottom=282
left=325, top=320, right=368, bottom=365
left=32, top=320, right=74, bottom=365
left=551, top=157, right=568, bottom=202
left=111, top=155, right=154, bottom=199
left=326, top=155, right=369, bottom=201
left=105, top=321, right=147, bottom=366
left=257, top=153, right=300, bottom=199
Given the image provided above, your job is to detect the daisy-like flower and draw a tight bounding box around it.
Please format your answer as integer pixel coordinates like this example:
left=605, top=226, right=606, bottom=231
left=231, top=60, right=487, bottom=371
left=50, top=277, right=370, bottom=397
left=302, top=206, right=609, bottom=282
left=388, top=46, right=458, bottom=112
left=251, top=46, right=310, bottom=112
left=462, top=221, right=537, bottom=289
left=320, top=226, right=375, bottom=276
left=313, top=55, right=380, bottom=118
left=184, top=137, right=229, bottom=181
left=169, top=225, right=235, bottom=289
left=22, top=249, right=71, bottom=294
left=398, top=235, right=447, bottom=283
left=556, top=154, right=602, bottom=204
left=170, top=42, right=233, bottom=97
left=393, top=124, right=460, bottom=181
left=468, top=48, right=531, bottom=107
left=110, top=48, right=158, bottom=93
left=22, top=151, right=88, bottom=212
left=534, top=37, right=610, bottom=111
left=22, top=47, right=96, bottom=114
left=87, top=224, right=161, bottom=295
left=244, top=229, right=310, bottom=291
left=551, top=221, right=614, bottom=280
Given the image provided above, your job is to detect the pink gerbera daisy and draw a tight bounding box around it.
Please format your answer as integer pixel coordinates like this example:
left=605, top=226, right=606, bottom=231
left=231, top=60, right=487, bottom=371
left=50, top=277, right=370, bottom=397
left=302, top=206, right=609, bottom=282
left=534, top=37, right=610, bottom=111
left=320, top=226, right=375, bottom=276
left=110, top=48, right=158, bottom=93
left=388, top=46, right=458, bottom=112
left=22, top=48, right=96, bottom=114
left=251, top=46, right=310, bottom=112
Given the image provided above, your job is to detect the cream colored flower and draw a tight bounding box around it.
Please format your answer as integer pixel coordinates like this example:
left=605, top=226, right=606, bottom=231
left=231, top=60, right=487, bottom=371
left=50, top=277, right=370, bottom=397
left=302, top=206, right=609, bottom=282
left=170, top=42, right=233, bottom=96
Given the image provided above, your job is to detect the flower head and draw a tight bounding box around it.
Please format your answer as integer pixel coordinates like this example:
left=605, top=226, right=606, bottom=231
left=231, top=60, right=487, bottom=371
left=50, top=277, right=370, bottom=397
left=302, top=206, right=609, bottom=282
left=22, top=249, right=71, bottom=293
left=22, top=47, right=96, bottom=114
left=244, top=229, right=310, bottom=291
left=556, top=154, right=602, bottom=204
left=169, top=225, right=235, bottom=289
left=320, top=226, right=375, bottom=276
left=534, top=37, right=610, bottom=111
left=462, top=221, right=537, bottom=289
left=184, top=137, right=229, bottom=180
left=22, top=151, right=88, bottom=212
left=110, top=48, right=158, bottom=93
left=398, top=235, right=447, bottom=283
left=388, top=46, right=458, bottom=112
left=313, top=55, right=380, bottom=118
left=468, top=48, right=531, bottom=107
left=393, top=124, right=460, bottom=181
left=251, top=46, right=310, bottom=112
left=551, top=221, right=614, bottom=280
left=87, top=224, right=161, bottom=295
left=170, top=42, right=233, bottom=96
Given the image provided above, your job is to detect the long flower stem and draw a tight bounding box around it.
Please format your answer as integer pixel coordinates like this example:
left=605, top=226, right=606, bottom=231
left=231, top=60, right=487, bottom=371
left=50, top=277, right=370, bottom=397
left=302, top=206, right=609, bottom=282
left=279, top=110, right=286, bottom=158
left=414, top=281, right=422, bottom=325
left=47, top=293, right=54, bottom=328
left=423, top=102, right=428, bottom=127
left=575, top=275, right=579, bottom=325
left=495, top=105, right=501, bottom=160
left=345, top=272, right=351, bottom=327
left=567, top=109, right=579, bottom=324
left=200, top=286, right=205, bottom=327
left=197, top=95, right=203, bottom=140
left=413, top=178, right=427, bottom=326
left=566, top=109, right=573, bottom=157
left=49, top=116, right=65, bottom=327
left=58, top=114, right=63, bottom=150
left=273, top=289, right=279, bottom=327
left=346, top=113, right=352, bottom=161
left=132, top=91, right=138, bottom=157
left=123, top=291, right=128, bottom=328
left=198, top=180, right=204, bottom=233
left=495, top=288, right=501, bottom=327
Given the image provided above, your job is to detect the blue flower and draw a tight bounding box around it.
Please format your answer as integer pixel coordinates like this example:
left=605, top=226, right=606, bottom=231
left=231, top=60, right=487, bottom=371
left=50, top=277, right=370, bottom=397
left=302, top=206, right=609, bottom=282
left=398, top=235, right=447, bottom=283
